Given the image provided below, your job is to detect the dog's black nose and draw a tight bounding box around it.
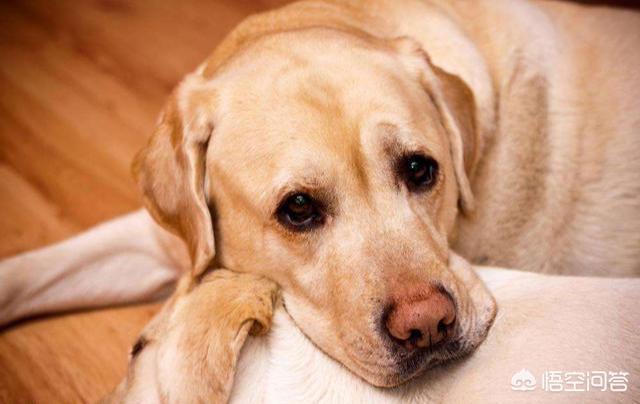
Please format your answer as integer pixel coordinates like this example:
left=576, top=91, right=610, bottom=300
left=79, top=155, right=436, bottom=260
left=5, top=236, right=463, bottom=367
left=385, top=284, right=456, bottom=350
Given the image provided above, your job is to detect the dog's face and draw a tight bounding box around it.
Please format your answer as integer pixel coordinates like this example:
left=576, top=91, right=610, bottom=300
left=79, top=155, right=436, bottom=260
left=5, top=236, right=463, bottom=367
left=134, top=29, right=495, bottom=387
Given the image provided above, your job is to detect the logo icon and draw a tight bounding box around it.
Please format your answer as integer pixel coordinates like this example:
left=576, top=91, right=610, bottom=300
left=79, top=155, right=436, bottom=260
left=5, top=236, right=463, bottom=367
left=511, top=368, right=537, bottom=391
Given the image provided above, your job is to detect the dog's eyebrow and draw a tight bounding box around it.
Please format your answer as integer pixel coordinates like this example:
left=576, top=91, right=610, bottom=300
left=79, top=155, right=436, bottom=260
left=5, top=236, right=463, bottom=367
left=378, top=122, right=440, bottom=159
left=272, top=180, right=330, bottom=207
left=268, top=169, right=332, bottom=204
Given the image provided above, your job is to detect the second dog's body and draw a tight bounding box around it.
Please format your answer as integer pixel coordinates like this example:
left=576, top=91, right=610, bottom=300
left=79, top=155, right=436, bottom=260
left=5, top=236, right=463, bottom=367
left=232, top=268, right=640, bottom=403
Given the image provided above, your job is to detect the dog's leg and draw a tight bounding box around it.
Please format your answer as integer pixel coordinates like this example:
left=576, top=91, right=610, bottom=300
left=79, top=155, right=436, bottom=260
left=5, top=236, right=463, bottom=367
left=0, top=209, right=189, bottom=327
left=104, top=270, right=279, bottom=404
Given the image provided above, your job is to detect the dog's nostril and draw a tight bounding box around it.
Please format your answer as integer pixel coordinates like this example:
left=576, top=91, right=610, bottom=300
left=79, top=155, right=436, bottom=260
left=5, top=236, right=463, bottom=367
left=408, top=329, right=422, bottom=346
left=437, top=319, right=448, bottom=336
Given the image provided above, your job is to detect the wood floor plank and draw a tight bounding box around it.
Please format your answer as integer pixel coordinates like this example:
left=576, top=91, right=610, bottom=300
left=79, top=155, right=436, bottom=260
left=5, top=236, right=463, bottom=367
left=0, top=164, right=79, bottom=257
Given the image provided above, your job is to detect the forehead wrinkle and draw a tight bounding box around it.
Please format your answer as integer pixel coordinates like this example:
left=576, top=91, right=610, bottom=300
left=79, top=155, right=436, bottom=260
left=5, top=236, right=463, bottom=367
left=296, top=74, right=343, bottom=118
left=294, top=75, right=372, bottom=195
left=349, top=133, right=370, bottom=194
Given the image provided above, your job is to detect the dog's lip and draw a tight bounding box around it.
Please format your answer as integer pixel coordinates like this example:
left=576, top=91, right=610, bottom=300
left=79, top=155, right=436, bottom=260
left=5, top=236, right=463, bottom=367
left=395, top=334, right=462, bottom=362
left=392, top=336, right=466, bottom=383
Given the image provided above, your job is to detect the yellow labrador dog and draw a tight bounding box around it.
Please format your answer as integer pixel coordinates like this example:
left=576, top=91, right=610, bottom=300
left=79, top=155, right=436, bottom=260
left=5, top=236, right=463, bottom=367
left=130, top=0, right=640, bottom=386
left=1, top=0, right=639, bottom=395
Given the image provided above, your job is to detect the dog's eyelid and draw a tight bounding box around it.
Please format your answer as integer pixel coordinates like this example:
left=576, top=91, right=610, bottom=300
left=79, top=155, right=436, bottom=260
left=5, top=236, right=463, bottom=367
left=401, top=140, right=440, bottom=159
left=380, top=131, right=440, bottom=162
left=273, top=188, right=329, bottom=214
left=271, top=178, right=332, bottom=208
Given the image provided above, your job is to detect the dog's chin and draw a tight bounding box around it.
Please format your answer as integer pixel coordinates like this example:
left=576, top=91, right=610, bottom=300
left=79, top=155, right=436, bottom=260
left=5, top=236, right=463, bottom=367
left=359, top=337, right=458, bottom=388
left=388, top=337, right=469, bottom=386
left=378, top=314, right=497, bottom=387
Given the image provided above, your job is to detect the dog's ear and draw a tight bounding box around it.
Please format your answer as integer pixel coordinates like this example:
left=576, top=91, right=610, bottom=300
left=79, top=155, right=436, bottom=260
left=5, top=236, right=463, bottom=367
left=105, top=270, right=280, bottom=403
left=133, top=75, right=217, bottom=277
left=393, top=37, right=479, bottom=214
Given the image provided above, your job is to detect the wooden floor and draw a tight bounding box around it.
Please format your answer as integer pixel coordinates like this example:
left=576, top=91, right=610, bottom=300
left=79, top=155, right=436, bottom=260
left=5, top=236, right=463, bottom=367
left=0, top=1, right=287, bottom=402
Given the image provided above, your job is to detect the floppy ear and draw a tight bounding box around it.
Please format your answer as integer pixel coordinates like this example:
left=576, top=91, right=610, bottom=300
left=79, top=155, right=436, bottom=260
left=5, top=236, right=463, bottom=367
left=105, top=270, right=279, bottom=403
left=393, top=37, right=480, bottom=214
left=133, top=74, right=217, bottom=277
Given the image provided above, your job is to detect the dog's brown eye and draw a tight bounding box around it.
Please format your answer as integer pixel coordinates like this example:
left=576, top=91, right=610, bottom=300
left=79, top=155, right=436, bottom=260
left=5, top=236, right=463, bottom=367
left=276, top=193, right=324, bottom=230
left=400, top=154, right=439, bottom=191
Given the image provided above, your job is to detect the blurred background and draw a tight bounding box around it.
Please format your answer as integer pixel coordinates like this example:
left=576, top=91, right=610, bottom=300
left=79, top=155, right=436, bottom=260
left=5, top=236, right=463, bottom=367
left=0, top=0, right=637, bottom=402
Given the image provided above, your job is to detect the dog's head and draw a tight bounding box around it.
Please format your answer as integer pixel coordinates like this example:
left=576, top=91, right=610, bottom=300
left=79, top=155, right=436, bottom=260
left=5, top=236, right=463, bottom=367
left=133, top=28, right=496, bottom=387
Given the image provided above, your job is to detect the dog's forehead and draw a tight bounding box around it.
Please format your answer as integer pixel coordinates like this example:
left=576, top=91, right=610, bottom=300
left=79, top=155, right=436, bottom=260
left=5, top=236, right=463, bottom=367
left=206, top=30, right=447, bottom=206
left=211, top=28, right=430, bottom=123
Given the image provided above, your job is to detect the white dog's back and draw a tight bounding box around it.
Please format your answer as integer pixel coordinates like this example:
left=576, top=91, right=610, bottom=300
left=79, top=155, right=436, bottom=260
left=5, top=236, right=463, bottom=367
left=234, top=268, right=640, bottom=403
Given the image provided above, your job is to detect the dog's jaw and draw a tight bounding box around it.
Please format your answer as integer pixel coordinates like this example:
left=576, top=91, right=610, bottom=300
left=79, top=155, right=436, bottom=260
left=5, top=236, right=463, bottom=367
left=389, top=301, right=497, bottom=387
left=280, top=263, right=498, bottom=388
